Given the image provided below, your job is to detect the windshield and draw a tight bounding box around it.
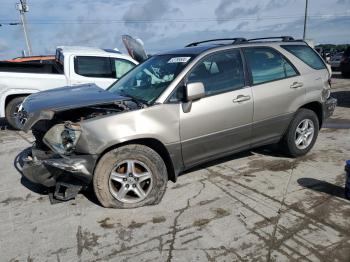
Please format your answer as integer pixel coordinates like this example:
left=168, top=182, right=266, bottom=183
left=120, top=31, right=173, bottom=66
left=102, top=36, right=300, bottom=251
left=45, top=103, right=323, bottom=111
left=108, top=54, right=193, bottom=105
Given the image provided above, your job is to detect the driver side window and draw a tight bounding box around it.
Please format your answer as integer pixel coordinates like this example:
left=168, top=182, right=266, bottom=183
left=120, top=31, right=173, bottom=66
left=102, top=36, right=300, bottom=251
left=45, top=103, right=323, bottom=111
left=188, top=50, right=245, bottom=96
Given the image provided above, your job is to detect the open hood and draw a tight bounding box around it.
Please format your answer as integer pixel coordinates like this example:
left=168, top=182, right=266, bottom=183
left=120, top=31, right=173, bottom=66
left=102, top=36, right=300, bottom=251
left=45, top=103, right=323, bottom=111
left=122, top=35, right=148, bottom=63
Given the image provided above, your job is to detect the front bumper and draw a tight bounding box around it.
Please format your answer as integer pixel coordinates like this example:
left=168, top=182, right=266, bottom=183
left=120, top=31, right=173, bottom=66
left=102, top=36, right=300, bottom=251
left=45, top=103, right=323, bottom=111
left=21, top=147, right=97, bottom=188
left=322, top=97, right=337, bottom=121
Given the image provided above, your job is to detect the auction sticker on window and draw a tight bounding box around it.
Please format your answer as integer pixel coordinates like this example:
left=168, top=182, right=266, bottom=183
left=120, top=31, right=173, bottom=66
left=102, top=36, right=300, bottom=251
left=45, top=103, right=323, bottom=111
left=168, top=57, right=191, bottom=63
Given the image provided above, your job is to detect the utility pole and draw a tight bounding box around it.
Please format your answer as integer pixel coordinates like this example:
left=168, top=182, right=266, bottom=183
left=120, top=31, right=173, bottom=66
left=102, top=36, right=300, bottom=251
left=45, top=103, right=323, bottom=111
left=303, top=0, right=308, bottom=40
left=16, top=0, right=32, bottom=56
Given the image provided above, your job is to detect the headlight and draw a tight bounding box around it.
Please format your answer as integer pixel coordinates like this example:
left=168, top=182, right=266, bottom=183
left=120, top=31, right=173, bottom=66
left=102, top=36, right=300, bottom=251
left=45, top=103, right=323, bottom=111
left=43, top=122, right=81, bottom=155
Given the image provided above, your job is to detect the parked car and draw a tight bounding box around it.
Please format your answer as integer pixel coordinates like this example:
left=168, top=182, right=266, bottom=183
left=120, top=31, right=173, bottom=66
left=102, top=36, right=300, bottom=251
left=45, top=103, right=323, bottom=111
left=20, top=36, right=336, bottom=208
left=340, top=47, right=350, bottom=77
left=330, top=52, right=344, bottom=70
left=0, top=46, right=137, bottom=129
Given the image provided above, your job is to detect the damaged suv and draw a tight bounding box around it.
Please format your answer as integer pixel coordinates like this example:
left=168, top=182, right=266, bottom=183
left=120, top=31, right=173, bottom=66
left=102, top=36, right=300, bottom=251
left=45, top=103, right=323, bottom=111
left=20, top=36, right=336, bottom=208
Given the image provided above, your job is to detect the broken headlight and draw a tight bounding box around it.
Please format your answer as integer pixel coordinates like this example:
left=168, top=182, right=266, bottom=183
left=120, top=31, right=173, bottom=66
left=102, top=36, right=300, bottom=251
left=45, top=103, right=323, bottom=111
left=43, top=122, right=81, bottom=155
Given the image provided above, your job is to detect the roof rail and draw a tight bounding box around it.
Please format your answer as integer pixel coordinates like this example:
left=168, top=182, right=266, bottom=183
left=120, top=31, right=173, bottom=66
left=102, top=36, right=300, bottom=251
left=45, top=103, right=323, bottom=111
left=186, top=38, right=247, bottom=47
left=247, top=36, right=295, bottom=42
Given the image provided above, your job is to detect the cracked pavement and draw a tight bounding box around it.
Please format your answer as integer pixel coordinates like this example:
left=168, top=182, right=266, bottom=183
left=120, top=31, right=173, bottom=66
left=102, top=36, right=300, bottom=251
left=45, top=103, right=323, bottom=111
left=1, top=73, right=350, bottom=262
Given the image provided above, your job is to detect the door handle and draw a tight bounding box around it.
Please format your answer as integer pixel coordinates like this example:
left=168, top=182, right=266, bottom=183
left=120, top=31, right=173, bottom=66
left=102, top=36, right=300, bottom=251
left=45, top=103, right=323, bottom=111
left=290, top=82, right=303, bottom=89
left=233, top=95, right=251, bottom=103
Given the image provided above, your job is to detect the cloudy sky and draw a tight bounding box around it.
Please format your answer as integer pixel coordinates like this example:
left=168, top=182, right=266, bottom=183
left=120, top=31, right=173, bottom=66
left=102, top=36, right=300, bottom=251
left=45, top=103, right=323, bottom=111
left=0, top=0, right=349, bottom=59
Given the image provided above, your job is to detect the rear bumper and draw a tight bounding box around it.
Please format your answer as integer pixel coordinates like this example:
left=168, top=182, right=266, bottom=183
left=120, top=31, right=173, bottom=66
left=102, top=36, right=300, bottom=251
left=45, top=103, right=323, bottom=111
left=322, top=97, right=337, bottom=121
left=21, top=147, right=97, bottom=188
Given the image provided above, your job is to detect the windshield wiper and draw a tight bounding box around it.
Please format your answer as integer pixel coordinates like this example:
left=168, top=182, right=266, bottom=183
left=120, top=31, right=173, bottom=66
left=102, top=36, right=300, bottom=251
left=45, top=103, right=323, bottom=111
left=118, top=90, right=148, bottom=107
left=130, top=96, right=148, bottom=108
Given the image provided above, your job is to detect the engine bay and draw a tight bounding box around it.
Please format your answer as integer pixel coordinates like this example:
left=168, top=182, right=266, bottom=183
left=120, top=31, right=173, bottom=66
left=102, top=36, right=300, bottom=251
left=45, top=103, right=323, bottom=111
left=31, top=100, right=140, bottom=150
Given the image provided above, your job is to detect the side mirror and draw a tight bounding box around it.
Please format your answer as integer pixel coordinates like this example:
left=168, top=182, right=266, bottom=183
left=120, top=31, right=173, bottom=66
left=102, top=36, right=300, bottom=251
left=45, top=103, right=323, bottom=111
left=182, top=82, right=205, bottom=113
left=185, top=82, right=205, bottom=101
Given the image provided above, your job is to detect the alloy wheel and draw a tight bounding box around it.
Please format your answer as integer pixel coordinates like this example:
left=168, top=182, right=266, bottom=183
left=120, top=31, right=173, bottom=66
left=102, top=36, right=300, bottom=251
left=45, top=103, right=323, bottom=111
left=108, top=159, right=153, bottom=203
left=295, top=119, right=315, bottom=150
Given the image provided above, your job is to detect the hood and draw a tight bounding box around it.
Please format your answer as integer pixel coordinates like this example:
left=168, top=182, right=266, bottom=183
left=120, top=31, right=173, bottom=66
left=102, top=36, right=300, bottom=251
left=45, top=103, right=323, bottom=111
left=122, top=35, right=148, bottom=63
left=21, top=84, right=129, bottom=132
left=22, top=84, right=128, bottom=113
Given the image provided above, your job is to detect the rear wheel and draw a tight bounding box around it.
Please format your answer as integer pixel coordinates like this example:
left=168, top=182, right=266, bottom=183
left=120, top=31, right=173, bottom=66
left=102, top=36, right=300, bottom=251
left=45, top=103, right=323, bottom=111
left=281, top=109, right=319, bottom=157
left=5, top=96, right=26, bottom=130
left=93, top=144, right=168, bottom=208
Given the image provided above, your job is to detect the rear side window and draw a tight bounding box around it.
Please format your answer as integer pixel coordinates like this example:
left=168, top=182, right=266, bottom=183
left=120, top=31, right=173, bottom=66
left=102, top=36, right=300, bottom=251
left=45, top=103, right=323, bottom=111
left=281, top=45, right=326, bottom=70
left=188, top=50, right=245, bottom=96
left=74, top=56, right=113, bottom=78
left=243, top=47, right=298, bottom=85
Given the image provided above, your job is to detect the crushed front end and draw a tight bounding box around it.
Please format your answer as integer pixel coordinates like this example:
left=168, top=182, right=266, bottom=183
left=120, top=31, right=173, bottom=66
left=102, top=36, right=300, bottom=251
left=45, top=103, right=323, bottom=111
left=21, top=121, right=98, bottom=201
left=20, top=96, right=139, bottom=202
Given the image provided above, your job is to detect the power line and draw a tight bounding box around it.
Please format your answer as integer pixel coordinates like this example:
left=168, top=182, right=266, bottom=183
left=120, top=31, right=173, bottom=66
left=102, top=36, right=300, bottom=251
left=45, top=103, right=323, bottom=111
left=0, top=13, right=349, bottom=25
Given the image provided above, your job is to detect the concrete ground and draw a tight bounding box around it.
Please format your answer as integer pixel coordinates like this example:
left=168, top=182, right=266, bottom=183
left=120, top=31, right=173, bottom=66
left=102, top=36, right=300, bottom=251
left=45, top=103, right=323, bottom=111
left=1, top=73, right=350, bottom=262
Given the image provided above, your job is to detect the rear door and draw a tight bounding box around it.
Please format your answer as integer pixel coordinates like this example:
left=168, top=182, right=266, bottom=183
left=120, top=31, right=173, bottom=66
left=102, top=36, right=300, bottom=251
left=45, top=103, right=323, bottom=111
left=179, top=49, right=253, bottom=167
left=242, top=47, right=305, bottom=146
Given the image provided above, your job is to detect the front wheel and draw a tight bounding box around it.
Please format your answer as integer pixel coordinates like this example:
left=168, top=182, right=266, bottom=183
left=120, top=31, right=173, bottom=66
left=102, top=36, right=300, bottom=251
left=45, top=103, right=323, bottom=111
left=5, top=96, right=26, bottom=130
left=93, top=144, right=168, bottom=208
left=281, top=109, right=319, bottom=157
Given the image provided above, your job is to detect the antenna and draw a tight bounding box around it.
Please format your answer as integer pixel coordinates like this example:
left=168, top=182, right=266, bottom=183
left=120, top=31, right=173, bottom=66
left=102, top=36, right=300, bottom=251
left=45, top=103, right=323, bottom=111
left=16, top=0, right=32, bottom=56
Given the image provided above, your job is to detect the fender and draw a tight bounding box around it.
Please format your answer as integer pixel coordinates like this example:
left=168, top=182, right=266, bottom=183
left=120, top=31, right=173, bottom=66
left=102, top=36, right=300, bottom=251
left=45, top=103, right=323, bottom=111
left=0, top=87, right=40, bottom=117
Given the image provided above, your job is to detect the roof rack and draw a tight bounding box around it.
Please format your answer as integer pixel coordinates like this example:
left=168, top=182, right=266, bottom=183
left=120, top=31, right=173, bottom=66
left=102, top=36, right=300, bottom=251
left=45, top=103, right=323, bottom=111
left=247, top=36, right=295, bottom=42
left=186, top=38, right=247, bottom=47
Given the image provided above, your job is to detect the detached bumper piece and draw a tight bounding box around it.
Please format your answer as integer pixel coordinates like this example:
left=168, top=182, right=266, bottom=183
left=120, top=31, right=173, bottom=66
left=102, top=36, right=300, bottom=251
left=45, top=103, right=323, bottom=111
left=49, top=182, right=83, bottom=204
left=21, top=147, right=97, bottom=203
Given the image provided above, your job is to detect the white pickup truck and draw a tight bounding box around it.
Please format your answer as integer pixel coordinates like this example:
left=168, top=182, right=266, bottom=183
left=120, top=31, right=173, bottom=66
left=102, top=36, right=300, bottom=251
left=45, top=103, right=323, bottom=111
left=0, top=46, right=138, bottom=129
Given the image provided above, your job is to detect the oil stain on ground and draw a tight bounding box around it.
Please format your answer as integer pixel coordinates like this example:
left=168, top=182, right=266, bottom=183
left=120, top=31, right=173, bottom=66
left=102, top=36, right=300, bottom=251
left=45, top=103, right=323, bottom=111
left=152, top=216, right=166, bottom=224
left=193, top=208, right=231, bottom=228
left=128, top=220, right=147, bottom=229
left=76, top=226, right=100, bottom=256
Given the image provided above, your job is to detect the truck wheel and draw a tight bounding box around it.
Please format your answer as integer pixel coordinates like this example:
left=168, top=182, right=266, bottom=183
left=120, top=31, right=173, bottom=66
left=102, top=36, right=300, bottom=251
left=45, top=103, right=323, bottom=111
left=5, top=96, right=26, bottom=130
left=93, top=144, right=168, bottom=208
left=281, top=109, right=319, bottom=157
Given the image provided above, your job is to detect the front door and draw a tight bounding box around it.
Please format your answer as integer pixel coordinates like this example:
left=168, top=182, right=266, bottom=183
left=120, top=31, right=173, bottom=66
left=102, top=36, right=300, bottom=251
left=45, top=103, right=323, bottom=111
left=179, top=49, right=253, bottom=168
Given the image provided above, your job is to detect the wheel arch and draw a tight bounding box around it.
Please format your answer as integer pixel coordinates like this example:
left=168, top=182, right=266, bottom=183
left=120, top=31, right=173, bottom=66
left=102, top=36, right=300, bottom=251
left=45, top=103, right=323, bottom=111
left=299, top=101, right=323, bottom=128
left=5, top=93, right=30, bottom=107
left=96, top=138, right=178, bottom=183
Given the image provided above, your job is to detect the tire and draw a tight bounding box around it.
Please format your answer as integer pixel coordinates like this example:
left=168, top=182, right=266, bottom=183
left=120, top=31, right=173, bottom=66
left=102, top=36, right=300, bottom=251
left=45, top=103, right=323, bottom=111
left=5, top=96, right=26, bottom=130
left=281, top=109, right=319, bottom=157
left=93, top=144, right=168, bottom=208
